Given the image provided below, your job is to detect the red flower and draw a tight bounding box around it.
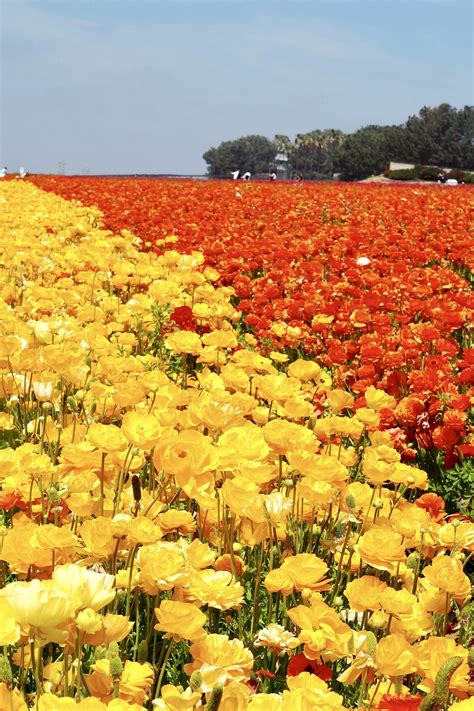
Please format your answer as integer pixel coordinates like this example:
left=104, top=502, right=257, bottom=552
left=170, top=305, right=196, bottom=331
left=287, top=654, right=332, bottom=680
left=376, top=694, right=422, bottom=710
left=415, top=493, right=445, bottom=522
left=0, top=491, right=24, bottom=511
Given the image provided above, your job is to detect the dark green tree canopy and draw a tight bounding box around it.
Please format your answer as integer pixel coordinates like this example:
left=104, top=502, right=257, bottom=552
left=203, top=105, right=473, bottom=181
left=403, top=104, right=474, bottom=169
left=203, top=135, right=277, bottom=177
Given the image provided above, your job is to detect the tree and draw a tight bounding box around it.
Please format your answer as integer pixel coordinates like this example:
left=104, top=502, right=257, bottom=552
left=336, top=125, right=392, bottom=180
left=403, top=104, right=474, bottom=168
left=203, top=135, right=277, bottom=177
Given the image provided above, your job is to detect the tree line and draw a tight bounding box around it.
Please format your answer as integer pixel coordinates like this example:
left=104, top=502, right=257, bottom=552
left=202, top=104, right=474, bottom=181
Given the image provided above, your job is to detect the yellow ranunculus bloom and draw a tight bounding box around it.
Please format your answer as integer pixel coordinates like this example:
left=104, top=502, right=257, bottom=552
left=357, top=526, right=406, bottom=574
left=184, top=633, right=254, bottom=683
left=375, top=633, right=417, bottom=677
left=121, top=410, right=162, bottom=450
left=422, top=555, right=471, bottom=599
left=344, top=575, right=387, bottom=613
left=164, top=330, right=202, bottom=355
left=154, top=600, right=206, bottom=641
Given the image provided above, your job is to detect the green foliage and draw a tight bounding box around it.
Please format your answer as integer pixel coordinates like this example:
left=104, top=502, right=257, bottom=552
left=335, top=125, right=394, bottom=181
left=429, top=456, right=474, bottom=517
left=203, top=135, right=277, bottom=177
left=285, top=129, right=346, bottom=179
left=404, top=104, right=474, bottom=170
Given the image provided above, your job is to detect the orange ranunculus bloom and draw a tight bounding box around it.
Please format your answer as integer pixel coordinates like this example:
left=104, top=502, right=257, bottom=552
left=415, top=492, right=446, bottom=521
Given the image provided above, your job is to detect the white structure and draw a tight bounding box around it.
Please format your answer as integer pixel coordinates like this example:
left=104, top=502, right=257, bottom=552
left=19, top=167, right=27, bottom=178
left=0, top=167, right=7, bottom=178
left=275, top=152, right=289, bottom=179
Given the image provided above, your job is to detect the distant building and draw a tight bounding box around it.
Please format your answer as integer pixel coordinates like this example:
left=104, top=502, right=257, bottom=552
left=275, top=152, right=289, bottom=179
left=389, top=161, right=415, bottom=171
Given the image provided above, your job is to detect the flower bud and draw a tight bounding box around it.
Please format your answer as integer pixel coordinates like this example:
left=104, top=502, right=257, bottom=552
left=345, top=494, right=356, bottom=510
left=0, top=656, right=12, bottom=684
left=131, top=475, right=141, bottom=503
left=137, top=640, right=148, bottom=664
left=106, top=642, right=119, bottom=660
left=109, top=656, right=123, bottom=679
left=406, top=552, right=420, bottom=570
left=206, top=685, right=223, bottom=711
left=190, top=671, right=203, bottom=691
left=365, top=631, right=377, bottom=656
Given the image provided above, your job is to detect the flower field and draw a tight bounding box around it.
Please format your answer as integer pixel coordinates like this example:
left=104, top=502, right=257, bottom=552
left=0, top=178, right=472, bottom=710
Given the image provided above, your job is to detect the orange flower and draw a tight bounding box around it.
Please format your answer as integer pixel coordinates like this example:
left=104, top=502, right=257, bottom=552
left=415, top=493, right=445, bottom=522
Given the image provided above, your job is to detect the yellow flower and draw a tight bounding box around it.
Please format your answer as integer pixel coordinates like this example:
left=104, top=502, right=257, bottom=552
left=80, top=517, right=117, bottom=559
left=165, top=331, right=202, bottom=355
left=86, top=658, right=154, bottom=704
left=248, top=693, right=283, bottom=710
left=154, top=429, right=218, bottom=487
left=357, top=526, right=406, bottom=574
left=0, top=579, right=79, bottom=645
left=254, top=623, right=299, bottom=654
left=288, top=598, right=352, bottom=661
left=155, top=600, right=206, bottom=641
left=264, top=567, right=295, bottom=595
left=139, top=545, right=188, bottom=594
left=0, top=598, right=21, bottom=645
left=375, top=633, right=417, bottom=677
left=287, top=359, right=322, bottom=382
left=0, top=412, right=15, bottom=430
left=344, top=575, right=388, bottom=612
left=186, top=569, right=244, bottom=610
left=158, top=509, right=197, bottom=535
left=326, top=388, right=354, bottom=413
left=76, top=608, right=103, bottom=634
left=422, top=555, right=471, bottom=599
left=281, top=554, right=331, bottom=592
left=121, top=410, right=162, bottom=450
left=52, top=563, right=116, bottom=610
left=415, top=637, right=470, bottom=697
left=219, top=681, right=251, bottom=711
left=217, top=424, right=270, bottom=467
left=153, top=684, right=202, bottom=710
left=128, top=516, right=163, bottom=545
left=364, top=386, right=396, bottom=411
left=379, top=587, right=417, bottom=616
left=184, top=633, right=254, bottom=683
left=87, top=423, right=128, bottom=452
left=355, top=407, right=380, bottom=428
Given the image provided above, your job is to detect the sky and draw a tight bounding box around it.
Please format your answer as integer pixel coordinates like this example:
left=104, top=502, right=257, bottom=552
left=1, top=0, right=473, bottom=175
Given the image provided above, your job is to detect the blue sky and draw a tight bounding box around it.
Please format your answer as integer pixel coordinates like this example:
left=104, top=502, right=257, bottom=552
left=1, top=0, right=472, bottom=174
